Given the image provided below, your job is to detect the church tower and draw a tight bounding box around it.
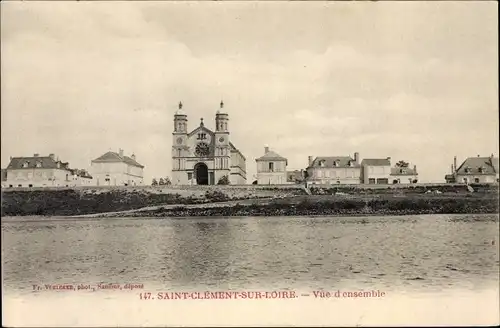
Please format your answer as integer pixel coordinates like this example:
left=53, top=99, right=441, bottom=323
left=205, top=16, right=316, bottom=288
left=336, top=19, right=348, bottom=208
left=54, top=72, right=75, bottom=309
left=214, top=100, right=231, bottom=182
left=172, top=101, right=188, bottom=184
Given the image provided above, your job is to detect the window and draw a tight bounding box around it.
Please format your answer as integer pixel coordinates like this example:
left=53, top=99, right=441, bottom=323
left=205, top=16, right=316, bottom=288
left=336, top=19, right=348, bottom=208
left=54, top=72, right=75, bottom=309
left=197, top=133, right=207, bottom=140
left=29, top=184, right=33, bottom=188
left=368, top=178, right=376, bottom=184
left=188, top=173, right=193, bottom=180
left=319, top=160, right=325, bottom=167
left=9, top=185, right=13, bottom=188
left=36, top=162, right=42, bottom=168
left=269, top=162, right=274, bottom=172
left=474, top=178, right=480, bottom=183
left=18, top=184, right=22, bottom=187
left=22, top=162, right=29, bottom=168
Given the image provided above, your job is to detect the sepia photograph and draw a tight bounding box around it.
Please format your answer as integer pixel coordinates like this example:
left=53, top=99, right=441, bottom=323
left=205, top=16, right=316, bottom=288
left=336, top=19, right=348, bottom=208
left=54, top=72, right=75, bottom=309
left=1, top=0, right=499, bottom=326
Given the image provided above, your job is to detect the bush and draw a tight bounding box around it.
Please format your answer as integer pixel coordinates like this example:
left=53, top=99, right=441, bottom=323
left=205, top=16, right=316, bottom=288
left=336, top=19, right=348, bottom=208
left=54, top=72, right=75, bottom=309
left=217, top=175, right=230, bottom=185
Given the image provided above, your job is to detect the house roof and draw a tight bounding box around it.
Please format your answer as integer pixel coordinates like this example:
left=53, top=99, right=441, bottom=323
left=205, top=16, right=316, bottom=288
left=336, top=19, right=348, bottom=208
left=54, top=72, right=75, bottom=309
left=391, top=167, right=418, bottom=176
left=361, top=158, right=391, bottom=166
left=456, top=156, right=499, bottom=175
left=6, top=156, right=70, bottom=170
left=308, top=156, right=360, bottom=168
left=256, top=150, right=287, bottom=161
left=92, top=151, right=144, bottom=168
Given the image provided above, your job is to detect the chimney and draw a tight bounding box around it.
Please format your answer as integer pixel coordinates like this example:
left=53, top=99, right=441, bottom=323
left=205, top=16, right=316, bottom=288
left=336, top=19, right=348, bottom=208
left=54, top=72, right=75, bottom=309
left=119, top=149, right=124, bottom=157
left=453, top=156, right=457, bottom=172
left=451, top=164, right=454, bottom=174
left=131, top=153, right=136, bottom=161
left=49, top=153, right=55, bottom=160
left=264, top=145, right=269, bottom=154
left=354, top=152, right=359, bottom=164
left=386, top=157, right=391, bottom=164
left=308, top=156, right=313, bottom=166
left=33, top=153, right=39, bottom=157
left=413, top=165, right=417, bottom=173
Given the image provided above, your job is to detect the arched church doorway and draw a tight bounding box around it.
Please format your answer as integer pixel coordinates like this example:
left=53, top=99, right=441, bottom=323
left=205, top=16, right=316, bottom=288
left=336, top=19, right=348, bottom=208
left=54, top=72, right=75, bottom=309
left=194, top=162, right=209, bottom=185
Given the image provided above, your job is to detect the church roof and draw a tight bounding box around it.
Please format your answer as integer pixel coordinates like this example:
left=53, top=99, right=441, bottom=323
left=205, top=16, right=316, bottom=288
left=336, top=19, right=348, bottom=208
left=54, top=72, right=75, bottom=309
left=229, top=142, right=246, bottom=160
left=92, top=151, right=144, bottom=168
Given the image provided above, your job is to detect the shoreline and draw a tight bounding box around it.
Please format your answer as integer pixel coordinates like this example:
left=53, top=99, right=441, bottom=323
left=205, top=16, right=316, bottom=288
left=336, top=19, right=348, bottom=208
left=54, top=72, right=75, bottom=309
left=1, top=184, right=498, bottom=218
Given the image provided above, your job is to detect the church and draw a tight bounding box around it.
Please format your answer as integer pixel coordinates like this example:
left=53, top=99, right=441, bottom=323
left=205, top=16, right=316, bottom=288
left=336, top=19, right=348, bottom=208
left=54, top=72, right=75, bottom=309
left=171, top=101, right=247, bottom=185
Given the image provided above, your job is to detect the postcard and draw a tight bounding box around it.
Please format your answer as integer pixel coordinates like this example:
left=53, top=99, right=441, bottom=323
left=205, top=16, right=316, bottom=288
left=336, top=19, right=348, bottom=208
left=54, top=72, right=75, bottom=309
left=1, top=0, right=499, bottom=326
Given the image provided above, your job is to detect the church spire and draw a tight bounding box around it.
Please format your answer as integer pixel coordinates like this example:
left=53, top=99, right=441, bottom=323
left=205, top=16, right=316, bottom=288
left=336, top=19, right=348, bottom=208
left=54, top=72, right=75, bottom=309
left=178, top=101, right=183, bottom=110
left=220, top=100, right=224, bottom=109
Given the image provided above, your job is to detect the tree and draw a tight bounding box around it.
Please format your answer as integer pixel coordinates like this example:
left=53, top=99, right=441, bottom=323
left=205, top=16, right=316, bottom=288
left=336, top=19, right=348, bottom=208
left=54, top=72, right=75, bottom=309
left=217, top=175, right=230, bottom=185
left=152, top=178, right=158, bottom=186
left=163, top=177, right=172, bottom=185
left=396, top=160, right=409, bottom=168
left=159, top=178, right=165, bottom=185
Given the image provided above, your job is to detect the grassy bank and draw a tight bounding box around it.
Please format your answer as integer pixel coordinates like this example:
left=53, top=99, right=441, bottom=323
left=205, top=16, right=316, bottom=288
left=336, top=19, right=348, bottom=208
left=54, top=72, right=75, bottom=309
left=97, top=194, right=499, bottom=218
left=0, top=187, right=298, bottom=216
left=1, top=184, right=498, bottom=217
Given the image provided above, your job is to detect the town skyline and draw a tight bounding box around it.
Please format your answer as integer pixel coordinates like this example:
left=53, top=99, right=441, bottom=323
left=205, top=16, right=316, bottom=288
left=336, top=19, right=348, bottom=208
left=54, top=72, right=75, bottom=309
left=1, top=1, right=498, bottom=183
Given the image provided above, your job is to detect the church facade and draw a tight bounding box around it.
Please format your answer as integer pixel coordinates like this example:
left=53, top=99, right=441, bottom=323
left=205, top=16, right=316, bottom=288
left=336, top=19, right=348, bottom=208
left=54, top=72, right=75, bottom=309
left=171, top=101, right=247, bottom=185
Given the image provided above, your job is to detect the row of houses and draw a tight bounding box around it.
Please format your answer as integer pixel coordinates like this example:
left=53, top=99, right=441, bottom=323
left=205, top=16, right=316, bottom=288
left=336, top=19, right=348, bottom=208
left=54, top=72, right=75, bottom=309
left=254, top=146, right=499, bottom=186
left=2, top=147, right=498, bottom=188
left=1, top=149, right=144, bottom=188
left=254, top=147, right=418, bottom=185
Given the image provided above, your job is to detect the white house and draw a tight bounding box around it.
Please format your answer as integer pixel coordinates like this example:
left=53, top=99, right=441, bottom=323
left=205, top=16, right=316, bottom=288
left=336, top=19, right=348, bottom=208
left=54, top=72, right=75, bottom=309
left=91, top=149, right=144, bottom=186
left=256, top=146, right=288, bottom=185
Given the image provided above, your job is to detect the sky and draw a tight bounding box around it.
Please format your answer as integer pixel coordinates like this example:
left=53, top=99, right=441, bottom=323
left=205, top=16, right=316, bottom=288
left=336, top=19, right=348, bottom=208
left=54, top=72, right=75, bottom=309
left=1, top=1, right=498, bottom=183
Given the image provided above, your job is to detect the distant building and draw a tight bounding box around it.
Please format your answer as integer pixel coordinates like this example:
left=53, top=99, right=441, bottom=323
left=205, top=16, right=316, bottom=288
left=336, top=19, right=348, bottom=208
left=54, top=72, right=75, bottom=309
left=361, top=157, right=391, bottom=184
left=171, top=101, right=246, bottom=185
left=91, top=149, right=144, bottom=186
left=255, top=146, right=288, bottom=184
left=4, top=153, right=92, bottom=188
left=286, top=169, right=306, bottom=184
left=447, top=154, right=499, bottom=184
left=390, top=164, right=418, bottom=184
left=1, top=169, right=7, bottom=182
left=306, top=153, right=361, bottom=185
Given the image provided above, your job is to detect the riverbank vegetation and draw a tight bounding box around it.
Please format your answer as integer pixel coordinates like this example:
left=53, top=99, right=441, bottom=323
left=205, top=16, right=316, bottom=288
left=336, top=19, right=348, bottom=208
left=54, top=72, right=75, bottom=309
left=1, top=184, right=498, bottom=217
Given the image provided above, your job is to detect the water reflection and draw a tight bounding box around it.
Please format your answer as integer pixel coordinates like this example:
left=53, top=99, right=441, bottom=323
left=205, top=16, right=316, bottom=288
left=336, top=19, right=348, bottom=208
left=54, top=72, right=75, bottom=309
left=2, top=214, right=499, bottom=295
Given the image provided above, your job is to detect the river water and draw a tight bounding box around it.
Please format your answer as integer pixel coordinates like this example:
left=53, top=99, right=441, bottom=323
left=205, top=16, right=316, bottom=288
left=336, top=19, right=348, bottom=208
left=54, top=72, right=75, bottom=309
left=2, top=214, right=499, bottom=326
